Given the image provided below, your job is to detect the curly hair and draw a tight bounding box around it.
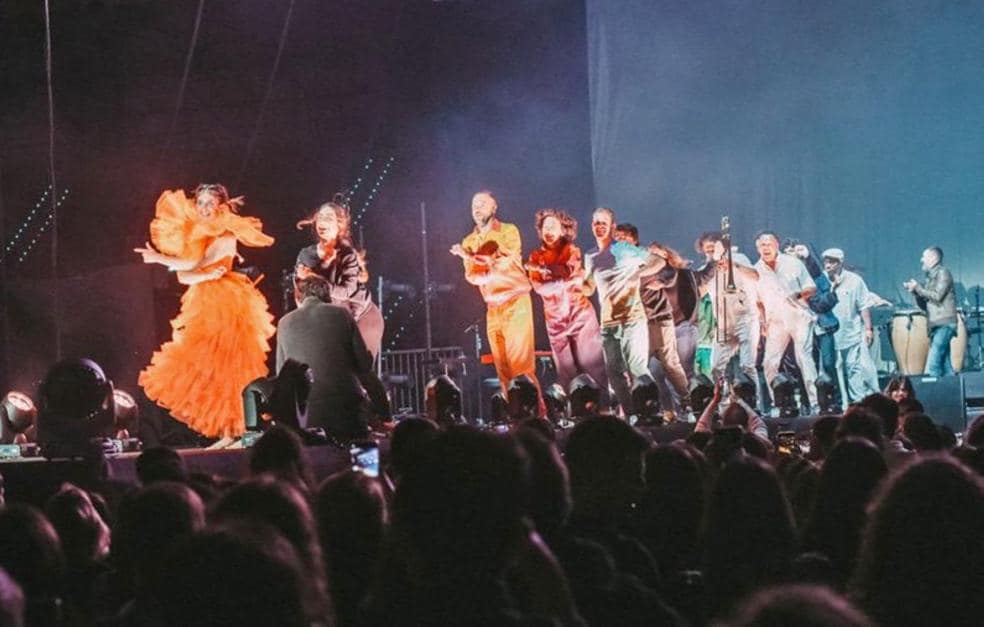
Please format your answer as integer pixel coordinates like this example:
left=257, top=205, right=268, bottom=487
left=296, top=199, right=352, bottom=246
left=534, top=208, right=577, bottom=243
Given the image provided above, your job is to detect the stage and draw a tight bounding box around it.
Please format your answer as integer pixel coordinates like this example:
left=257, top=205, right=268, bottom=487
left=0, top=442, right=354, bottom=507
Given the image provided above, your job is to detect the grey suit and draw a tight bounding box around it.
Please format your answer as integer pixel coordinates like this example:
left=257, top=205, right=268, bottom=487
left=276, top=296, right=373, bottom=438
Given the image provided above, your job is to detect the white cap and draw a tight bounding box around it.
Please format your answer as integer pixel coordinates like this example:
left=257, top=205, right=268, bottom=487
left=821, top=248, right=844, bottom=261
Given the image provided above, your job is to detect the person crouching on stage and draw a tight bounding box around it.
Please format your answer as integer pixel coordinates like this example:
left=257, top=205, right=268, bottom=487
left=823, top=248, right=880, bottom=401
left=450, top=191, right=542, bottom=407
left=754, top=231, right=820, bottom=412
left=276, top=276, right=376, bottom=440
left=135, top=184, right=275, bottom=442
left=904, top=246, right=957, bottom=376
left=526, top=208, right=608, bottom=397
left=295, top=201, right=384, bottom=359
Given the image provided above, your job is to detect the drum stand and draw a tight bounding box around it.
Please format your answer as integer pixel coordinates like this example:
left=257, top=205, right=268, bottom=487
left=973, top=287, right=984, bottom=370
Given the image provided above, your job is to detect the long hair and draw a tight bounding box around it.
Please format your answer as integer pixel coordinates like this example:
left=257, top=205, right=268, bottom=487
left=534, top=208, right=577, bottom=244
left=295, top=194, right=352, bottom=246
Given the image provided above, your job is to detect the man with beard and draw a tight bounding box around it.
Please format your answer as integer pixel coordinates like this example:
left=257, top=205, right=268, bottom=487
left=451, top=191, right=542, bottom=402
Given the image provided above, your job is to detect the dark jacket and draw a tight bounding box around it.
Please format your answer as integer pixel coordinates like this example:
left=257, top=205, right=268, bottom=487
left=914, top=264, right=957, bottom=328
left=276, top=297, right=373, bottom=436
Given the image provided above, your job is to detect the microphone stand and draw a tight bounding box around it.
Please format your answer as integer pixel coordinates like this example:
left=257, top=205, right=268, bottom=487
left=716, top=215, right=736, bottom=343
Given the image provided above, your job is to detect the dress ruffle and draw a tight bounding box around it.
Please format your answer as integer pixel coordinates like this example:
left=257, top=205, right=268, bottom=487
left=140, top=190, right=276, bottom=438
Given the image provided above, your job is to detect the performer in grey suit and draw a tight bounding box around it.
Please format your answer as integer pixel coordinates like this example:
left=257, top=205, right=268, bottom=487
left=276, top=275, right=375, bottom=439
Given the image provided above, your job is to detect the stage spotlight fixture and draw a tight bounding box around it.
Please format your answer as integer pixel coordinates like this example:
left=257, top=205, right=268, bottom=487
left=425, top=374, right=463, bottom=427
left=568, top=374, right=601, bottom=419
left=688, top=375, right=716, bottom=414
left=731, top=372, right=758, bottom=408
left=112, top=390, right=139, bottom=438
left=1, top=391, right=37, bottom=444
left=37, top=358, right=116, bottom=458
left=815, top=374, right=839, bottom=415
left=630, top=374, right=662, bottom=425
left=543, top=384, right=569, bottom=424
left=489, top=391, right=509, bottom=423
left=243, top=359, right=313, bottom=430
left=771, top=373, right=800, bottom=418
left=507, top=374, right=540, bottom=421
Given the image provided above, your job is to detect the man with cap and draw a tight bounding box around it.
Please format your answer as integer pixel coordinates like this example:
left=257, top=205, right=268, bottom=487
left=823, top=248, right=880, bottom=401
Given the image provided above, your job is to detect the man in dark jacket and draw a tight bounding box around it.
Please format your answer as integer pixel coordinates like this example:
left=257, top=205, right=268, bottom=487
left=276, top=276, right=374, bottom=439
left=905, top=246, right=958, bottom=376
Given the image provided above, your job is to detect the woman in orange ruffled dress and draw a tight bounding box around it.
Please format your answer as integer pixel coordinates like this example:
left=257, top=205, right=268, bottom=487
left=134, top=183, right=275, bottom=441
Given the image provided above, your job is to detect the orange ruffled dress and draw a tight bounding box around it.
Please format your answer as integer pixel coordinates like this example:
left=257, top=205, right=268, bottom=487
left=139, top=190, right=276, bottom=438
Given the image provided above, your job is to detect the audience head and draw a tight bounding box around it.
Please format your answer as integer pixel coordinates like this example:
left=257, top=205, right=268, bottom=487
left=386, top=417, right=439, bottom=485
left=0, top=505, right=65, bottom=603
left=44, top=483, right=110, bottom=567
left=248, top=425, right=312, bottom=490
left=135, top=446, right=187, bottom=485
left=884, top=375, right=916, bottom=404
left=803, top=437, right=887, bottom=578
left=392, top=426, right=530, bottom=579
left=514, top=426, right=571, bottom=539
left=809, top=414, right=841, bottom=460
left=157, top=525, right=317, bottom=627
left=836, top=406, right=885, bottom=450
left=852, top=456, right=984, bottom=627
left=0, top=567, right=24, bottom=627
left=719, top=584, right=874, bottom=627
left=703, top=456, right=796, bottom=617
left=564, top=416, right=648, bottom=515
left=896, top=397, right=924, bottom=418
left=900, top=413, right=944, bottom=451
left=967, top=413, right=984, bottom=449
left=315, top=469, right=386, bottom=626
left=113, top=482, right=204, bottom=593
left=858, top=393, right=900, bottom=439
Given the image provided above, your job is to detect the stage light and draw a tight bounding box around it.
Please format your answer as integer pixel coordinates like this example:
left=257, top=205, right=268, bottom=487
left=771, top=373, right=800, bottom=418
left=732, top=372, right=758, bottom=408
left=1, top=391, right=38, bottom=444
left=112, top=390, right=139, bottom=438
left=630, top=374, right=662, bottom=425
left=688, top=375, right=716, bottom=414
left=242, top=359, right=312, bottom=430
left=507, top=374, right=540, bottom=421
left=425, top=374, right=463, bottom=427
left=815, top=374, right=839, bottom=415
left=568, top=374, right=601, bottom=418
left=543, top=383, right=569, bottom=424
left=37, top=358, right=116, bottom=458
left=489, top=391, right=509, bottom=423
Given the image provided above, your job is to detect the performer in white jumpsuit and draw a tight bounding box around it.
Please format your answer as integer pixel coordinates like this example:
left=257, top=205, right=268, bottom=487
left=754, top=232, right=819, bottom=410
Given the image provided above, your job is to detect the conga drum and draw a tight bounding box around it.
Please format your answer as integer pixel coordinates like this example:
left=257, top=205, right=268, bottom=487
left=951, top=313, right=968, bottom=373
left=891, top=310, right=929, bottom=374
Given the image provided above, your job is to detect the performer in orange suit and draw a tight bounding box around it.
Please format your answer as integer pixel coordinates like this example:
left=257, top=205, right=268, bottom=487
left=135, top=184, right=275, bottom=441
left=450, top=191, right=542, bottom=404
